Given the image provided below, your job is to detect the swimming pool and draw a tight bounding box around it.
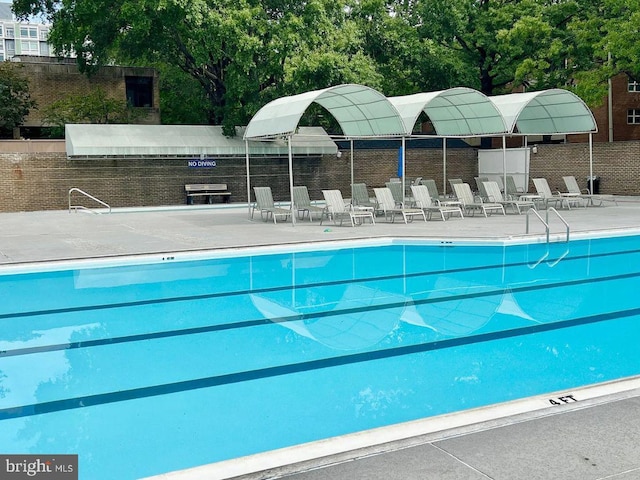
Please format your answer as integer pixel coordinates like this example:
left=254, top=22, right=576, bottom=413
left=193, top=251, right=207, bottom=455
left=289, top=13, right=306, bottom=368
left=1, top=233, right=640, bottom=479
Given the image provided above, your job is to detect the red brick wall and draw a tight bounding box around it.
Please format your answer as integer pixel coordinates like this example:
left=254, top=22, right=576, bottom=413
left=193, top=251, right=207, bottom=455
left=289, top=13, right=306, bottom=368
left=0, top=140, right=638, bottom=212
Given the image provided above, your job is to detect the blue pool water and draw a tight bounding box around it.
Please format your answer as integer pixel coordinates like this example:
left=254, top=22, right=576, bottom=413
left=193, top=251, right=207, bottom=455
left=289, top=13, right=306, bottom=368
left=1, top=235, right=640, bottom=479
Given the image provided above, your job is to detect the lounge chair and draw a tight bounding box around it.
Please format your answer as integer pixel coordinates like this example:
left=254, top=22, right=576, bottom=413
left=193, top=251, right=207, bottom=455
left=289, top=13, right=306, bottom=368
left=505, top=175, right=526, bottom=198
left=532, top=178, right=576, bottom=209
left=351, top=183, right=378, bottom=210
left=321, top=189, right=375, bottom=227
left=252, top=186, right=291, bottom=223
left=452, top=182, right=505, bottom=217
left=385, top=181, right=406, bottom=206
left=483, top=181, right=536, bottom=214
left=475, top=176, right=490, bottom=200
left=562, top=175, right=618, bottom=206
left=374, top=187, right=426, bottom=223
left=292, top=186, right=325, bottom=221
left=411, top=185, right=464, bottom=220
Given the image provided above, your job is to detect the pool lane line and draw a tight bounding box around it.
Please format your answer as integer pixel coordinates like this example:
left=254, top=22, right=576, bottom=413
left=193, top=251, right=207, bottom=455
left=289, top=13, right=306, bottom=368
left=1, top=246, right=639, bottom=321
left=1, top=269, right=640, bottom=359
left=1, top=305, right=640, bottom=421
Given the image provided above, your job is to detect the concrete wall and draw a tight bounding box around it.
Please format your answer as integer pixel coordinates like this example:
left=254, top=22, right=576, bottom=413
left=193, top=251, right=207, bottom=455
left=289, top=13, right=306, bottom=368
left=0, top=140, right=638, bottom=212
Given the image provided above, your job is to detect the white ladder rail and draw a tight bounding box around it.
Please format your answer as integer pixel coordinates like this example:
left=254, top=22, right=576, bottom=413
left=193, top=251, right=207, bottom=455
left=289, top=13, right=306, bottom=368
left=68, top=188, right=111, bottom=214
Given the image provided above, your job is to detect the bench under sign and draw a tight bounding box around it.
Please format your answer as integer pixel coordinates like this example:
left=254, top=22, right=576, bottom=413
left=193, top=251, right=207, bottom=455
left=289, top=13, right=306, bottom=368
left=185, top=183, right=231, bottom=204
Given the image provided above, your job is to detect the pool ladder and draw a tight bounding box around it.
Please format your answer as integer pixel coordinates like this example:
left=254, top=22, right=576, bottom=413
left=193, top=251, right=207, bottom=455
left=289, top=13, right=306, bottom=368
left=525, top=207, right=569, bottom=243
left=68, top=188, right=111, bottom=214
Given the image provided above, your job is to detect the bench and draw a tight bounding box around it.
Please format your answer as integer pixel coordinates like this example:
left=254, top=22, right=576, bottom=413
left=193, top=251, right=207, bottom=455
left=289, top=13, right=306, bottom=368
left=185, top=183, right=231, bottom=204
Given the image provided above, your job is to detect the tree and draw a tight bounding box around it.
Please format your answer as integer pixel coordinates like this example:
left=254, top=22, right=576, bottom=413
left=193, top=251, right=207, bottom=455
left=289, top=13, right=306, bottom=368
left=0, top=62, right=37, bottom=137
left=13, top=0, right=379, bottom=134
left=400, top=0, right=600, bottom=95
left=41, top=88, right=144, bottom=136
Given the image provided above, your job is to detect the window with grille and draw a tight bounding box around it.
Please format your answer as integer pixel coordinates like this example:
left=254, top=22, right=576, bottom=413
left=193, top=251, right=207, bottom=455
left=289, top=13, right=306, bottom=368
left=627, top=109, right=640, bottom=124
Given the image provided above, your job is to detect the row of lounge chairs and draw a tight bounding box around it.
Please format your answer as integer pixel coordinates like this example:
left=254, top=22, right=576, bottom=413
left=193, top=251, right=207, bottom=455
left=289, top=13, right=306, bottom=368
left=252, top=174, right=617, bottom=225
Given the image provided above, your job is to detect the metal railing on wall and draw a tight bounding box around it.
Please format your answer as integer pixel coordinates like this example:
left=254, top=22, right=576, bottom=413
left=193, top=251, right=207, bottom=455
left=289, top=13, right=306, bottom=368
left=68, top=188, right=111, bottom=214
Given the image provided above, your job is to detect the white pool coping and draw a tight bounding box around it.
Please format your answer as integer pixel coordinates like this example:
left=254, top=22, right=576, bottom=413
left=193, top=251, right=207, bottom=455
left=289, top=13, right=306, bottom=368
left=142, top=375, right=640, bottom=480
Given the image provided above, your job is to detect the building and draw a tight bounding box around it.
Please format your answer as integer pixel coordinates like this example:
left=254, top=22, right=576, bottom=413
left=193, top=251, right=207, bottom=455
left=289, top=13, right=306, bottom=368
left=12, top=56, right=161, bottom=135
left=0, top=2, right=57, bottom=61
left=589, top=73, right=640, bottom=142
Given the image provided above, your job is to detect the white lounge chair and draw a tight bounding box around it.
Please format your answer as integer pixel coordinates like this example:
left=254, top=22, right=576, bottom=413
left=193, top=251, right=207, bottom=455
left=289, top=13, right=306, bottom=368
left=292, top=186, right=325, bottom=221
left=532, top=178, right=578, bottom=209
left=351, top=183, right=378, bottom=210
left=373, top=187, right=426, bottom=223
left=563, top=175, right=618, bottom=206
left=252, top=186, right=291, bottom=223
left=452, top=182, right=505, bottom=217
left=483, top=181, right=536, bottom=214
left=411, top=185, right=463, bottom=221
left=321, top=189, right=375, bottom=227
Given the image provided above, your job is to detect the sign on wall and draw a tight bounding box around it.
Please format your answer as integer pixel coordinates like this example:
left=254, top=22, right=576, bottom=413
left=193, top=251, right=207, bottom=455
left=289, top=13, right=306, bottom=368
left=188, top=154, right=217, bottom=168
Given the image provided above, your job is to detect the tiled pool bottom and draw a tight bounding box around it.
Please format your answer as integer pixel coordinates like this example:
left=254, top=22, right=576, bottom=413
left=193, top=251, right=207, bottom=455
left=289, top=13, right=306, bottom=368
left=1, top=233, right=640, bottom=479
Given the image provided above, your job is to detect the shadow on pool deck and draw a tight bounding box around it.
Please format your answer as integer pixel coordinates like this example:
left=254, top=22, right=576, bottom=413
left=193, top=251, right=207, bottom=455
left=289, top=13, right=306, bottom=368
left=2, top=201, right=640, bottom=480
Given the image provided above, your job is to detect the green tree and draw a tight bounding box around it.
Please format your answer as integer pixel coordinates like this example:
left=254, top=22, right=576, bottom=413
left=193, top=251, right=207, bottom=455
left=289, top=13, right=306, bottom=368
left=41, top=88, right=144, bottom=136
left=400, top=0, right=599, bottom=95
left=0, top=62, right=37, bottom=137
left=13, top=0, right=377, bottom=134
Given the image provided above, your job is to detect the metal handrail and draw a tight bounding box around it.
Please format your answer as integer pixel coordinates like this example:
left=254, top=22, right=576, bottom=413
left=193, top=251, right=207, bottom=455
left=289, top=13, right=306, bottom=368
left=68, top=188, right=111, bottom=214
left=525, top=207, right=569, bottom=243
left=546, top=207, right=570, bottom=242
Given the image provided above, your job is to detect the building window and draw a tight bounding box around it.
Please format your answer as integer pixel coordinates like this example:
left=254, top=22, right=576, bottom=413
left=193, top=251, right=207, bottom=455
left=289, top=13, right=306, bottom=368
left=20, top=26, right=37, bottom=38
left=0, top=25, right=3, bottom=38
left=39, top=28, right=48, bottom=41
left=5, top=39, right=14, bottom=56
left=628, top=80, right=640, bottom=92
left=125, top=76, right=153, bottom=107
left=39, top=41, right=49, bottom=56
left=20, top=40, right=39, bottom=54
left=5, top=27, right=14, bottom=38
left=628, top=109, right=640, bottom=124
left=0, top=53, right=3, bottom=62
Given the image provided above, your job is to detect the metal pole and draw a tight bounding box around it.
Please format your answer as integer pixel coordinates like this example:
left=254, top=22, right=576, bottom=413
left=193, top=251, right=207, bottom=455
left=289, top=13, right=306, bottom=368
left=288, top=136, right=296, bottom=226
left=589, top=133, right=594, bottom=194
left=401, top=136, right=406, bottom=207
left=442, top=137, right=447, bottom=196
left=350, top=139, right=354, bottom=200
left=245, top=139, right=251, bottom=219
left=502, top=135, right=507, bottom=193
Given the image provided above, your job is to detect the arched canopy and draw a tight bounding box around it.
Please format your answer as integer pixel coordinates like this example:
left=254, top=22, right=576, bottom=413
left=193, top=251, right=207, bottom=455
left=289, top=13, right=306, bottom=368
left=389, top=87, right=508, bottom=137
left=490, top=89, right=597, bottom=135
left=243, top=84, right=405, bottom=140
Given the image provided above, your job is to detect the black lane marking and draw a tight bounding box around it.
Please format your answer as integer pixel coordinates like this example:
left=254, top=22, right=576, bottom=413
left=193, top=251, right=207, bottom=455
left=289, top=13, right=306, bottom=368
left=1, top=306, right=639, bottom=421
left=2, top=246, right=638, bottom=321
left=2, top=270, right=640, bottom=359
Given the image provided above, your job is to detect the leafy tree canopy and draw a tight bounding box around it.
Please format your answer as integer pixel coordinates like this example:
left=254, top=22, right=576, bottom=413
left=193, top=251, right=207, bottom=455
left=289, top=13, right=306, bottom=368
left=0, top=62, right=36, bottom=133
left=41, top=88, right=145, bottom=137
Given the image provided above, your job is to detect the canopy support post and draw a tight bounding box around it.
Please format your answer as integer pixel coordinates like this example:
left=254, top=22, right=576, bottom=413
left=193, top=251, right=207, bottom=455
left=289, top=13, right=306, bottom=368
left=288, top=136, right=296, bottom=226
left=502, top=136, right=507, bottom=193
left=589, top=133, right=594, bottom=194
left=350, top=139, right=354, bottom=200
left=245, top=139, right=251, bottom=219
left=401, top=136, right=406, bottom=207
left=442, top=137, right=447, bottom=196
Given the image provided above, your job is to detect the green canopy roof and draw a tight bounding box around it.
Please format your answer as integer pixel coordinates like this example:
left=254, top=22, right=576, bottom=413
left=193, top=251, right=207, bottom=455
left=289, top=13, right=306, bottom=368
left=389, top=87, right=508, bottom=136
left=490, top=89, right=597, bottom=135
left=243, top=84, right=406, bottom=140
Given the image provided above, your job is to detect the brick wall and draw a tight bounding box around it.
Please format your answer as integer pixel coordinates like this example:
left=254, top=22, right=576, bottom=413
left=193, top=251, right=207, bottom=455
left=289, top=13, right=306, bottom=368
left=19, top=61, right=161, bottom=127
left=1, top=140, right=638, bottom=212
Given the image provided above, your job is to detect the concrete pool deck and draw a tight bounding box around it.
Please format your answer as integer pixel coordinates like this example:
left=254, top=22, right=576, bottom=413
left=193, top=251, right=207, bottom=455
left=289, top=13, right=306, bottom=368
left=2, top=199, right=640, bottom=480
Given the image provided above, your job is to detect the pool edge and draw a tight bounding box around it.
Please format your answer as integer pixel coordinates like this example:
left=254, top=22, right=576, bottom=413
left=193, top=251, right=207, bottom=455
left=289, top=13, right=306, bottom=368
left=141, top=375, right=640, bottom=480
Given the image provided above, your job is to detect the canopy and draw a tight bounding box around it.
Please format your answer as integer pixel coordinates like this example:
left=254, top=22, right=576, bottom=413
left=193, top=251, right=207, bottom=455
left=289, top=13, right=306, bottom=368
left=389, top=87, right=508, bottom=136
left=243, top=84, right=405, bottom=140
left=490, top=89, right=597, bottom=135
left=65, top=124, right=337, bottom=158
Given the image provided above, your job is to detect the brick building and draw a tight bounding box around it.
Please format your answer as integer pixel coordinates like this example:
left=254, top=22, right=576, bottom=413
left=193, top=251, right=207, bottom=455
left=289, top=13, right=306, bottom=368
left=12, top=56, right=160, bottom=136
